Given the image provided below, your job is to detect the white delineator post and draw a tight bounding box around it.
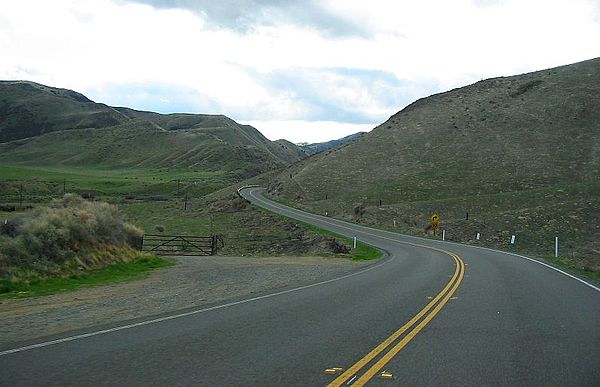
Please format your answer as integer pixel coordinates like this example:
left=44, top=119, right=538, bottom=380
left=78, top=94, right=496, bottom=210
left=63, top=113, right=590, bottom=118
left=353, top=236, right=357, bottom=249
left=442, top=229, right=446, bottom=241
left=555, top=236, right=559, bottom=257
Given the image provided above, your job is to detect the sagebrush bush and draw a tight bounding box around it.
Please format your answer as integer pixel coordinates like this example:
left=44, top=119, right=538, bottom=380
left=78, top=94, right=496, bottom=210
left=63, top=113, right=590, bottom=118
left=0, top=194, right=143, bottom=267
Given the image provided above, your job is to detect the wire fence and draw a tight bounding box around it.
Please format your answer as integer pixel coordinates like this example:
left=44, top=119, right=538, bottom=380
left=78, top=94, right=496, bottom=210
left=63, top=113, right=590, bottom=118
left=0, top=178, right=225, bottom=210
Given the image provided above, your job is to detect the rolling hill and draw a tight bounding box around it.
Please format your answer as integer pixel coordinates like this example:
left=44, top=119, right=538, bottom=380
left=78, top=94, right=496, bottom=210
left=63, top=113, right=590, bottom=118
left=0, top=81, right=305, bottom=179
left=299, top=132, right=366, bottom=155
left=267, top=57, right=600, bottom=270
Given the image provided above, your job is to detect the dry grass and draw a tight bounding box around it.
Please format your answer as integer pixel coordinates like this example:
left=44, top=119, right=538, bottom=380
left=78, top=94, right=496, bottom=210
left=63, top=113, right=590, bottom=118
left=0, top=195, right=146, bottom=288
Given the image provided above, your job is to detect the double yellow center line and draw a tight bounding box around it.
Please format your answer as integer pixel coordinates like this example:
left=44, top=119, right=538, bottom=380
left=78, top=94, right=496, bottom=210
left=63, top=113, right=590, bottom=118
left=246, top=188, right=466, bottom=385
left=328, top=246, right=465, bottom=386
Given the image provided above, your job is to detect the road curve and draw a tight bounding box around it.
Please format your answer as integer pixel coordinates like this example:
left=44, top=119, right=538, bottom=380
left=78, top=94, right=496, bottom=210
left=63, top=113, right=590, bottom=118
left=1, top=187, right=599, bottom=386
left=240, top=186, right=600, bottom=386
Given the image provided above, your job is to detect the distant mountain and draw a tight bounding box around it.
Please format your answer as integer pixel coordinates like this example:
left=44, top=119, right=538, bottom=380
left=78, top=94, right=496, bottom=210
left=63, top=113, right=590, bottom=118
left=298, top=132, right=366, bottom=155
left=0, top=81, right=306, bottom=178
left=274, top=139, right=308, bottom=160
left=268, top=57, right=600, bottom=270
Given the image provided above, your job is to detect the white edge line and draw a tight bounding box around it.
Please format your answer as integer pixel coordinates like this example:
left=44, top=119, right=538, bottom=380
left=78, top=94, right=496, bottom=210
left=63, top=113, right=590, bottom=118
left=0, top=251, right=391, bottom=357
left=462, top=244, right=600, bottom=293
left=8, top=187, right=595, bottom=356
left=242, top=187, right=600, bottom=294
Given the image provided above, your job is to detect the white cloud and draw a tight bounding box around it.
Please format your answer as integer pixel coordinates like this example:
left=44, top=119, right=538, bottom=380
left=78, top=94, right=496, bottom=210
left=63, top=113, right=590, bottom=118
left=242, top=120, right=376, bottom=143
left=1, top=0, right=599, bottom=142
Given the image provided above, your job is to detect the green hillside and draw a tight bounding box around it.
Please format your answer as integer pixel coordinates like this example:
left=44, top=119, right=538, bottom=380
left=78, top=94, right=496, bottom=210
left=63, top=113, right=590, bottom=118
left=0, top=81, right=306, bottom=178
left=268, top=58, right=600, bottom=271
left=0, top=81, right=128, bottom=142
left=299, top=132, right=366, bottom=155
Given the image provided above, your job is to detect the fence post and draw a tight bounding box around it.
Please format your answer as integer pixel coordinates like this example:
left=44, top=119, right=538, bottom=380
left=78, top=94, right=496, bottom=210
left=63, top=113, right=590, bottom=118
left=19, top=183, right=24, bottom=210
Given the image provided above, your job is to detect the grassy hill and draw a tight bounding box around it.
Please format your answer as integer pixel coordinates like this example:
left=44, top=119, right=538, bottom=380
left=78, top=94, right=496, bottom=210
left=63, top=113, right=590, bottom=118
left=0, top=81, right=305, bottom=179
left=299, top=132, right=366, bottom=155
left=274, top=139, right=308, bottom=160
left=267, top=58, right=600, bottom=271
left=0, top=81, right=128, bottom=142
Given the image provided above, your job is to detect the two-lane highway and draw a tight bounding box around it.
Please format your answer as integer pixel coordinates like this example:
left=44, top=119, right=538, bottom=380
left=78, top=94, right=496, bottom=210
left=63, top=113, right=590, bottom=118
left=241, top=187, right=600, bottom=386
left=1, top=187, right=598, bottom=386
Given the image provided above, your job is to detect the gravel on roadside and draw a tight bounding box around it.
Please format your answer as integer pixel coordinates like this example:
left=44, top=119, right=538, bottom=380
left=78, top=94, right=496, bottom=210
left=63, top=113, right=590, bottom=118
left=0, top=256, right=371, bottom=348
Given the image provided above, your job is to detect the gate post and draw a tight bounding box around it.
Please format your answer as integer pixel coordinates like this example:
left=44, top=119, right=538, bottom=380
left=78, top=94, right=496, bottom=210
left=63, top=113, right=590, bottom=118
left=210, top=235, right=217, bottom=255
left=136, top=235, right=144, bottom=251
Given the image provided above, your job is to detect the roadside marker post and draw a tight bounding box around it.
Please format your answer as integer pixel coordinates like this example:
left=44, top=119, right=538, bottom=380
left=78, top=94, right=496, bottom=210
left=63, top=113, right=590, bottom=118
left=353, top=236, right=357, bottom=249
left=476, top=232, right=481, bottom=241
left=511, top=235, right=516, bottom=245
left=442, top=229, right=446, bottom=241
left=555, top=236, right=559, bottom=257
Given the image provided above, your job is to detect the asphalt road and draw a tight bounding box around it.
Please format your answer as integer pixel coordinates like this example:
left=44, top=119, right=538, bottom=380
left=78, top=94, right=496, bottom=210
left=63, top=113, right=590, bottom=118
left=1, top=187, right=599, bottom=386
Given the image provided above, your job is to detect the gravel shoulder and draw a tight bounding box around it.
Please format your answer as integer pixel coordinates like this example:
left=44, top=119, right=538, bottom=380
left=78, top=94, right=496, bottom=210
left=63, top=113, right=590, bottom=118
left=0, top=256, right=370, bottom=348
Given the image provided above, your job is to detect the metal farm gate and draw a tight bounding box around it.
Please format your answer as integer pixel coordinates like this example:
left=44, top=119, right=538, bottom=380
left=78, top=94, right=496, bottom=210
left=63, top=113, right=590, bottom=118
left=140, top=234, right=223, bottom=256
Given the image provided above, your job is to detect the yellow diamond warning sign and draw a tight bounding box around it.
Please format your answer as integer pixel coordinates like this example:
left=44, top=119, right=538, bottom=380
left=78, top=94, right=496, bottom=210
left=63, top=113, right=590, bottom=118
left=431, top=213, right=440, bottom=231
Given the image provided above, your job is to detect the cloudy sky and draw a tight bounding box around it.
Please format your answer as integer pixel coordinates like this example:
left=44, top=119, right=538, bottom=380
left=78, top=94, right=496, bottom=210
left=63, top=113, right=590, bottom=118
left=1, top=0, right=599, bottom=142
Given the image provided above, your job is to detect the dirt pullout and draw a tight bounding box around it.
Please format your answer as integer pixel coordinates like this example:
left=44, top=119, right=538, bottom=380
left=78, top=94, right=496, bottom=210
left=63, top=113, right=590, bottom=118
left=0, top=256, right=370, bottom=348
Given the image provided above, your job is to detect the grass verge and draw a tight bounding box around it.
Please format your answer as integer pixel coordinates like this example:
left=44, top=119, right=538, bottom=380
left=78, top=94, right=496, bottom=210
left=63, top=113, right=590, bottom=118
left=542, top=255, right=600, bottom=283
left=0, top=255, right=173, bottom=300
left=296, top=218, right=382, bottom=260
left=255, top=205, right=382, bottom=261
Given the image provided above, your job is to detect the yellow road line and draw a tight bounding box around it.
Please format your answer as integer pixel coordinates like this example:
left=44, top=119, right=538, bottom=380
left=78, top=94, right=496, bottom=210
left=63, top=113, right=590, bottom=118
left=328, top=253, right=464, bottom=386
left=249, top=189, right=467, bottom=386
left=352, top=254, right=464, bottom=386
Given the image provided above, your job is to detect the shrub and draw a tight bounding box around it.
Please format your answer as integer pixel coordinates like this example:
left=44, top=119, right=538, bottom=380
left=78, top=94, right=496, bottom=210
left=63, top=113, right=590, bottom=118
left=0, top=194, right=143, bottom=267
left=20, top=210, right=73, bottom=262
left=0, top=218, right=23, bottom=237
left=0, top=236, right=30, bottom=266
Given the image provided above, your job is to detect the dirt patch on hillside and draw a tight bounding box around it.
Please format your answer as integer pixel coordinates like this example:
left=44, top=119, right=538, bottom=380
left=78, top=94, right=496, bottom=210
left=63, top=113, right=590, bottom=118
left=0, top=256, right=370, bottom=348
